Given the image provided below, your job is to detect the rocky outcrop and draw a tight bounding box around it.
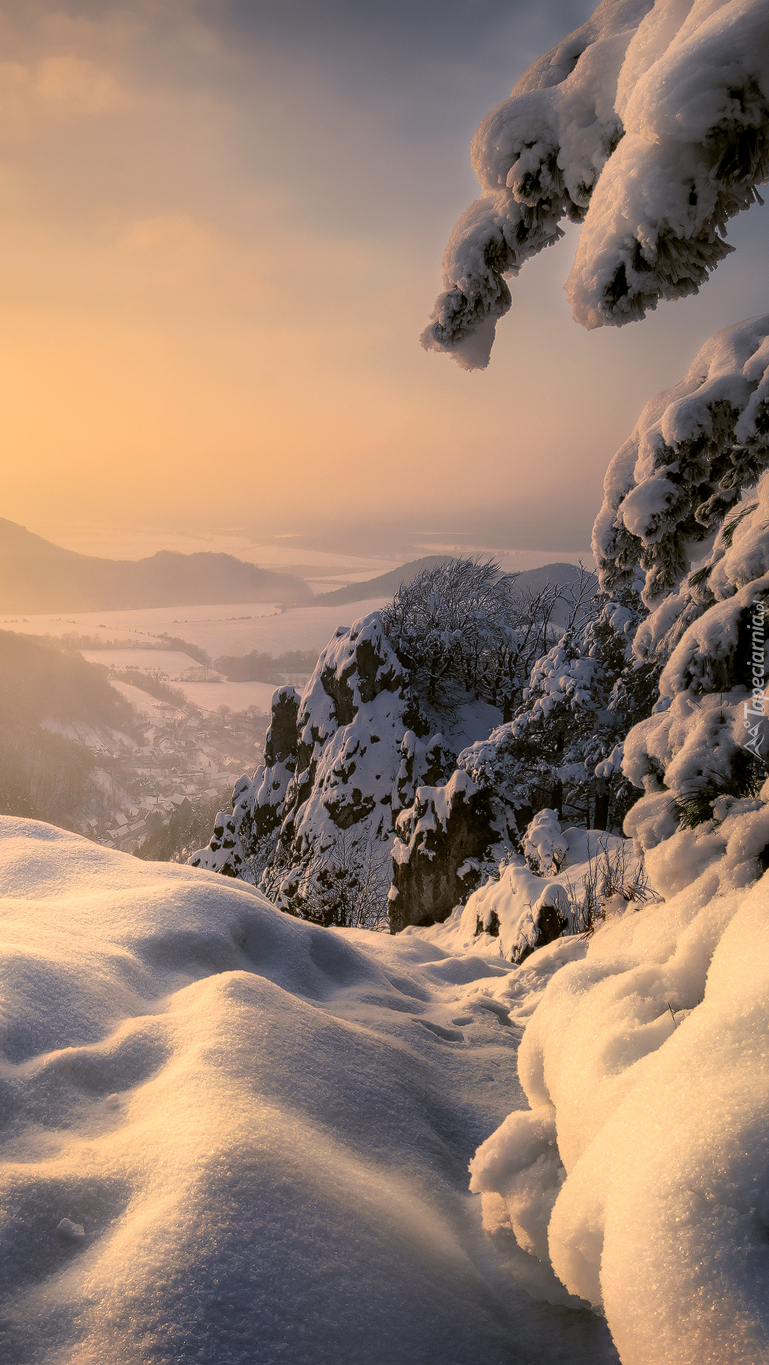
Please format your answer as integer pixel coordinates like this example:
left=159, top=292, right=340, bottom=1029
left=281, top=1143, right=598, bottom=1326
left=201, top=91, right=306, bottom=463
left=389, top=771, right=509, bottom=931
left=189, top=685, right=300, bottom=877
left=192, top=614, right=454, bottom=915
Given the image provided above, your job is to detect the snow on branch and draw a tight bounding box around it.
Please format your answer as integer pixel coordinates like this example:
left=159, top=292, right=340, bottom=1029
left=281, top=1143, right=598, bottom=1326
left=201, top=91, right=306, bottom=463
left=423, top=0, right=769, bottom=367
left=593, top=313, right=769, bottom=645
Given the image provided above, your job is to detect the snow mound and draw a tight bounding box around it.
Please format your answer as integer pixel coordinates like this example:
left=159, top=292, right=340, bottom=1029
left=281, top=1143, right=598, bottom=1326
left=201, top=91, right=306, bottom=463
left=424, top=0, right=769, bottom=363
left=469, top=867, right=769, bottom=1364
left=0, top=815, right=617, bottom=1363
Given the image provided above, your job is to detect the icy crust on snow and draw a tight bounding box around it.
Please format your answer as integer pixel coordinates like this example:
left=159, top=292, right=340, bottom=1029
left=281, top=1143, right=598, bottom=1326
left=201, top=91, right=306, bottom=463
left=424, top=0, right=769, bottom=364
left=0, top=816, right=620, bottom=1364
left=469, top=867, right=769, bottom=1365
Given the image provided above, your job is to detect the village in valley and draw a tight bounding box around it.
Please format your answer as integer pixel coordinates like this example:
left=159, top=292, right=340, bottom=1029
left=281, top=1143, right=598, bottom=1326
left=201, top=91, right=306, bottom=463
left=67, top=700, right=269, bottom=853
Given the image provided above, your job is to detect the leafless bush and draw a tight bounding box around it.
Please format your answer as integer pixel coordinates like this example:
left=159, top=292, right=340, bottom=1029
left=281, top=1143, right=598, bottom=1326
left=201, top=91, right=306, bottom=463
left=562, top=835, right=660, bottom=934
left=381, top=556, right=593, bottom=715
left=262, top=831, right=393, bottom=930
left=240, top=831, right=281, bottom=888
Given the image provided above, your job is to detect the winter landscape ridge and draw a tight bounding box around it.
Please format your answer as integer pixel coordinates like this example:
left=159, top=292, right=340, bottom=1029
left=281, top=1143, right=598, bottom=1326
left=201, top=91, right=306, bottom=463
left=3, top=1, right=769, bottom=1363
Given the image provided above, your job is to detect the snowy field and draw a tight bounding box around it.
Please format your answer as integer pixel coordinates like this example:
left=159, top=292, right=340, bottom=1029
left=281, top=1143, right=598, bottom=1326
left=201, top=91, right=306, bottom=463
left=80, top=649, right=204, bottom=677
left=109, top=679, right=176, bottom=717
left=174, top=680, right=280, bottom=713
left=110, top=675, right=279, bottom=715
left=3, top=600, right=389, bottom=662
left=0, top=816, right=617, bottom=1365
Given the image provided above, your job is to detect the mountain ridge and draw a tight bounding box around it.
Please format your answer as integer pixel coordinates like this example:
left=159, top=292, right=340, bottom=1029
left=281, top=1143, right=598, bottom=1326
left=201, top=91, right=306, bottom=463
left=0, top=519, right=311, bottom=612
left=314, top=554, right=596, bottom=609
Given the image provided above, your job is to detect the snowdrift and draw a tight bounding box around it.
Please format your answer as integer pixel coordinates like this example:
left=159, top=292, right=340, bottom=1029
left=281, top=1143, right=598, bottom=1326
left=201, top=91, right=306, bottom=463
left=0, top=815, right=616, bottom=1365
left=467, top=864, right=769, bottom=1364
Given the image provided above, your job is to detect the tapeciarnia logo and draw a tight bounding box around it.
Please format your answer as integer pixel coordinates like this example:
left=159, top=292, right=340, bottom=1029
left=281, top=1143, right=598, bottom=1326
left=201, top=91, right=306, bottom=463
left=743, top=599, right=767, bottom=757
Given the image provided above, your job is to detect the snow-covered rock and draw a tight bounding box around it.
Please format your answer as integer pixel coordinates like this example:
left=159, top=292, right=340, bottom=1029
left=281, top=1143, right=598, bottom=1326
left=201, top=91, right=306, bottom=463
left=417, top=822, right=647, bottom=965
left=190, top=684, right=301, bottom=877
left=192, top=615, right=424, bottom=912
left=194, top=609, right=504, bottom=925
left=390, top=770, right=503, bottom=931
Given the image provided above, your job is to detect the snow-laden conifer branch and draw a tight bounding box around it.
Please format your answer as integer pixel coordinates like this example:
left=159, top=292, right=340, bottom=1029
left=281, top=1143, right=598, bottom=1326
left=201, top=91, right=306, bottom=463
left=423, top=0, right=769, bottom=367
left=594, top=314, right=769, bottom=656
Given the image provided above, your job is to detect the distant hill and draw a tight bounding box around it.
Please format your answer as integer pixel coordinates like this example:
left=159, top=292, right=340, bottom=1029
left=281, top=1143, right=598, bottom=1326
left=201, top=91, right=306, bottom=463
left=0, top=520, right=311, bottom=613
left=0, top=630, right=137, bottom=831
left=313, top=556, right=454, bottom=605
left=314, top=555, right=596, bottom=613
left=0, top=629, right=134, bottom=729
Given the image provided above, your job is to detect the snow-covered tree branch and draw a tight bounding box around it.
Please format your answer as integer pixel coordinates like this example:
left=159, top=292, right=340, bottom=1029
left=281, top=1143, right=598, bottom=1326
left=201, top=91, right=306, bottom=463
left=423, top=0, right=769, bottom=369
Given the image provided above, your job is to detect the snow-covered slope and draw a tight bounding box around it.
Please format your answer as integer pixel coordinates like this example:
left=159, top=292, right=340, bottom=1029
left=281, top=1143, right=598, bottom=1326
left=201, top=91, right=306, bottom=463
left=0, top=814, right=620, bottom=1365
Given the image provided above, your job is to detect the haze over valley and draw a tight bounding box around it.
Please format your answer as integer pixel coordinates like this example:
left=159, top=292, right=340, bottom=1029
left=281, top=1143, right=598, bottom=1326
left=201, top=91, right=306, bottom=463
left=0, top=519, right=593, bottom=862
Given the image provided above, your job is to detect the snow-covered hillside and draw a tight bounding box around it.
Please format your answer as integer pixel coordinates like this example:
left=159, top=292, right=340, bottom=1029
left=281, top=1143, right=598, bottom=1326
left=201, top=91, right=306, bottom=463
left=0, top=816, right=618, bottom=1365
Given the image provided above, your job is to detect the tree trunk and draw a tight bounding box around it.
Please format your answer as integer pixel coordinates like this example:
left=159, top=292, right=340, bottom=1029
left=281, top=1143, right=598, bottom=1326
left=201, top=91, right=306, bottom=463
left=594, top=781, right=610, bottom=831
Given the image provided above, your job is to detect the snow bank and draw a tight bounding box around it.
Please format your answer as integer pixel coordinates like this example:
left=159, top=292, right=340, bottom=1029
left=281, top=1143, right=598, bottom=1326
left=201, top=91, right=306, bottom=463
left=469, top=865, right=769, bottom=1363
left=425, top=0, right=769, bottom=364
left=0, top=815, right=617, bottom=1363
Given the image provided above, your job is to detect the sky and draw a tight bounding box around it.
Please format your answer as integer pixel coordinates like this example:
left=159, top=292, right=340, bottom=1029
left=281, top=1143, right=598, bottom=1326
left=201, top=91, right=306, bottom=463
left=0, top=0, right=767, bottom=565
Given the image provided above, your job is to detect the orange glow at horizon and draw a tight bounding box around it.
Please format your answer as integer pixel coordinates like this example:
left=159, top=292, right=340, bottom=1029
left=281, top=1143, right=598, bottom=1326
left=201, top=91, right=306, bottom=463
left=0, top=4, right=766, bottom=551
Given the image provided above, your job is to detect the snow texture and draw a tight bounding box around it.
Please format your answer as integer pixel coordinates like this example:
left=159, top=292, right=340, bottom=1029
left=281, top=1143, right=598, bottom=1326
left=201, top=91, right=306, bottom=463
left=0, top=815, right=618, bottom=1364
left=424, top=0, right=769, bottom=365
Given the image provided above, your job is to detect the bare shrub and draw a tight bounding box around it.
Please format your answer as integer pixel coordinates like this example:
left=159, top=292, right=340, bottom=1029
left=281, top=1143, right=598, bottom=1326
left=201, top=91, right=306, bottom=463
left=381, top=557, right=594, bottom=716
left=262, top=831, right=392, bottom=930
left=562, top=836, right=661, bottom=934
